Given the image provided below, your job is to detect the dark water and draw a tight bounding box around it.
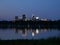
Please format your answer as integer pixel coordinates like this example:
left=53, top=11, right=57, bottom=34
left=0, top=28, right=60, bottom=40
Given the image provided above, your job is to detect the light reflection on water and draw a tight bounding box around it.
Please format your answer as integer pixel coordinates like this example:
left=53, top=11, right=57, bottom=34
left=0, top=28, right=60, bottom=40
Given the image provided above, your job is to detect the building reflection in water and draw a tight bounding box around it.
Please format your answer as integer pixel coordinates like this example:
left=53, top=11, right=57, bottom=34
left=14, top=28, right=39, bottom=37
left=22, top=29, right=27, bottom=37
left=13, top=28, right=18, bottom=33
left=32, top=30, right=35, bottom=37
left=36, top=28, right=39, bottom=34
left=13, top=28, right=27, bottom=37
left=43, top=28, right=47, bottom=32
left=40, top=28, right=47, bottom=32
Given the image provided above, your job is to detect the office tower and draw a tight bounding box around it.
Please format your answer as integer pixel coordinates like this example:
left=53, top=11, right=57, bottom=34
left=22, top=14, right=26, bottom=20
left=15, top=16, right=19, bottom=20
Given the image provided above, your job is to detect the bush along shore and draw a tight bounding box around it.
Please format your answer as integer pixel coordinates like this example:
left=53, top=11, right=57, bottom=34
left=0, top=37, right=60, bottom=45
left=0, top=20, right=60, bottom=29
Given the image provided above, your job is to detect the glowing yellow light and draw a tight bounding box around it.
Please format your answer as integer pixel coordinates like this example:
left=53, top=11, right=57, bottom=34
left=36, top=29, right=39, bottom=34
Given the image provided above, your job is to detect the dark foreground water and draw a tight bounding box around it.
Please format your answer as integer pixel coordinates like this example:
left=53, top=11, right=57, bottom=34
left=0, top=28, right=60, bottom=40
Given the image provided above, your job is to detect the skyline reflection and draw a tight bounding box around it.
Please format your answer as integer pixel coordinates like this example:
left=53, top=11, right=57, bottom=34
left=0, top=28, right=60, bottom=40
left=12, top=28, right=50, bottom=37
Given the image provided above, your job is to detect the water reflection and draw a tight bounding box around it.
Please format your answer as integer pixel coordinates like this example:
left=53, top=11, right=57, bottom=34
left=36, top=29, right=39, bottom=34
left=12, top=28, right=60, bottom=38
left=13, top=28, right=40, bottom=37
left=0, top=28, right=60, bottom=40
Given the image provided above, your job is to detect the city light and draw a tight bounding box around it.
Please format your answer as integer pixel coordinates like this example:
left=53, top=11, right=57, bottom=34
left=41, top=18, right=47, bottom=21
left=36, top=17, right=39, bottom=20
left=32, top=32, right=34, bottom=37
left=36, top=29, right=39, bottom=34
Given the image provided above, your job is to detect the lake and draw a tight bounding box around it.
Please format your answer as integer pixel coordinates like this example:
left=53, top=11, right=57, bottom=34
left=0, top=28, right=60, bottom=40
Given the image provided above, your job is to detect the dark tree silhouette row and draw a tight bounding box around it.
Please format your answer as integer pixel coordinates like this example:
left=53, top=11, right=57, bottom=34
left=0, top=20, right=60, bottom=29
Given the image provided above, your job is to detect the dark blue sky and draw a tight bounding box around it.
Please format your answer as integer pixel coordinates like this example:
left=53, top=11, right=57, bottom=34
left=0, top=0, right=60, bottom=20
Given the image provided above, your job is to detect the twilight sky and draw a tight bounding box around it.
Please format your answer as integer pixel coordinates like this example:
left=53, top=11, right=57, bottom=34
left=0, top=0, right=60, bottom=20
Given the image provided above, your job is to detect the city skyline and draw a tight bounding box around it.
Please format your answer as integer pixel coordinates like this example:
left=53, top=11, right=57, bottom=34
left=0, top=0, right=60, bottom=20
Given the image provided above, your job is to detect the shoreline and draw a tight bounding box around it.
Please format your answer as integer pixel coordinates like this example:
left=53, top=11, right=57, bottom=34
left=0, top=37, right=60, bottom=45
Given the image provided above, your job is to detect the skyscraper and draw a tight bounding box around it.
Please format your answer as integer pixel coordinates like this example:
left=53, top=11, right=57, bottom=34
left=32, top=15, right=35, bottom=21
left=15, top=16, right=19, bottom=21
left=22, top=14, right=26, bottom=20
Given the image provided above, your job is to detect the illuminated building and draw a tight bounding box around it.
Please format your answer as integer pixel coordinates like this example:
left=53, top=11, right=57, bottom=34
left=36, top=17, right=39, bottom=21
